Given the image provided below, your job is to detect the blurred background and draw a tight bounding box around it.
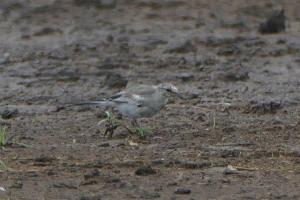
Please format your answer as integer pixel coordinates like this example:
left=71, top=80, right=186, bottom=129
left=1, top=0, right=300, bottom=107
left=0, top=0, right=300, bottom=199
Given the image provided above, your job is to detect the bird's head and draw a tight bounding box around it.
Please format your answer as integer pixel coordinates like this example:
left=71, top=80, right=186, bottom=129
left=157, top=83, right=183, bottom=98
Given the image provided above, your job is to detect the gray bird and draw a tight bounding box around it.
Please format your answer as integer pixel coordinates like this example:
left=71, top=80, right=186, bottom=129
left=70, top=83, right=181, bottom=127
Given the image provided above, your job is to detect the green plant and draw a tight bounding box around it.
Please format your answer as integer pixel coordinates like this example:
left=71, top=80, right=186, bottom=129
left=98, top=111, right=115, bottom=126
left=0, top=160, right=6, bottom=168
left=98, top=111, right=146, bottom=137
left=0, top=126, right=31, bottom=148
left=136, top=127, right=150, bottom=139
left=98, top=111, right=119, bottom=137
left=0, top=126, right=11, bottom=147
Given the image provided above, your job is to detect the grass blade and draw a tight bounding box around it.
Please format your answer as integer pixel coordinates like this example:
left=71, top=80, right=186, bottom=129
left=16, top=143, right=32, bottom=148
left=97, top=119, right=107, bottom=126
left=105, top=111, right=110, bottom=118
left=0, top=160, right=6, bottom=168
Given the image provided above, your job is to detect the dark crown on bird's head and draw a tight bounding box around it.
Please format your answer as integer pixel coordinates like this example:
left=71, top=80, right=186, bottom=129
left=157, top=83, right=179, bottom=94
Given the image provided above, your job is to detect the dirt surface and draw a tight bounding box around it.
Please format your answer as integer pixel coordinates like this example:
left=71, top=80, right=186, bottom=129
left=1, top=0, right=300, bottom=199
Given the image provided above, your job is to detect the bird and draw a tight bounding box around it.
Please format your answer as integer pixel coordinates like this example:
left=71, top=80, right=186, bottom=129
left=69, top=83, right=182, bottom=129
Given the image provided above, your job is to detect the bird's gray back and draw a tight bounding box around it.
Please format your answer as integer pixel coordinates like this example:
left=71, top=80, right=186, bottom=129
left=124, top=85, right=157, bottom=95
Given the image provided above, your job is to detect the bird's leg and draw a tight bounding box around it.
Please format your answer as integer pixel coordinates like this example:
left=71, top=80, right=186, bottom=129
left=131, top=118, right=143, bottom=129
left=136, top=120, right=143, bottom=130
left=131, top=118, right=141, bottom=129
left=130, top=118, right=148, bottom=138
left=131, top=118, right=138, bottom=126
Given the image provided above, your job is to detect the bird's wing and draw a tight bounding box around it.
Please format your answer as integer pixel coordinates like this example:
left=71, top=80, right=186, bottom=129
left=124, top=85, right=157, bottom=94
left=67, top=85, right=157, bottom=108
left=109, top=85, right=157, bottom=107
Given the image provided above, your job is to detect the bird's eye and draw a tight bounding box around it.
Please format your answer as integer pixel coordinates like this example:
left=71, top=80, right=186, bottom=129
left=166, top=88, right=172, bottom=92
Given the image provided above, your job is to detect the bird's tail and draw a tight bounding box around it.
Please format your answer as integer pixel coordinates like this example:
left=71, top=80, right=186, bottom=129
left=66, top=100, right=115, bottom=107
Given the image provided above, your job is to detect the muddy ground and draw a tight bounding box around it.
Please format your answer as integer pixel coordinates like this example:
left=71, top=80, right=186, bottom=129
left=0, top=0, right=300, bottom=199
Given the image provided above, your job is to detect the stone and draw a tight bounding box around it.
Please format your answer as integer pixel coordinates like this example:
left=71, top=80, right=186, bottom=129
left=174, top=189, right=191, bottom=194
left=1, top=109, right=18, bottom=119
left=259, top=10, right=285, bottom=33
left=135, top=165, right=156, bottom=176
